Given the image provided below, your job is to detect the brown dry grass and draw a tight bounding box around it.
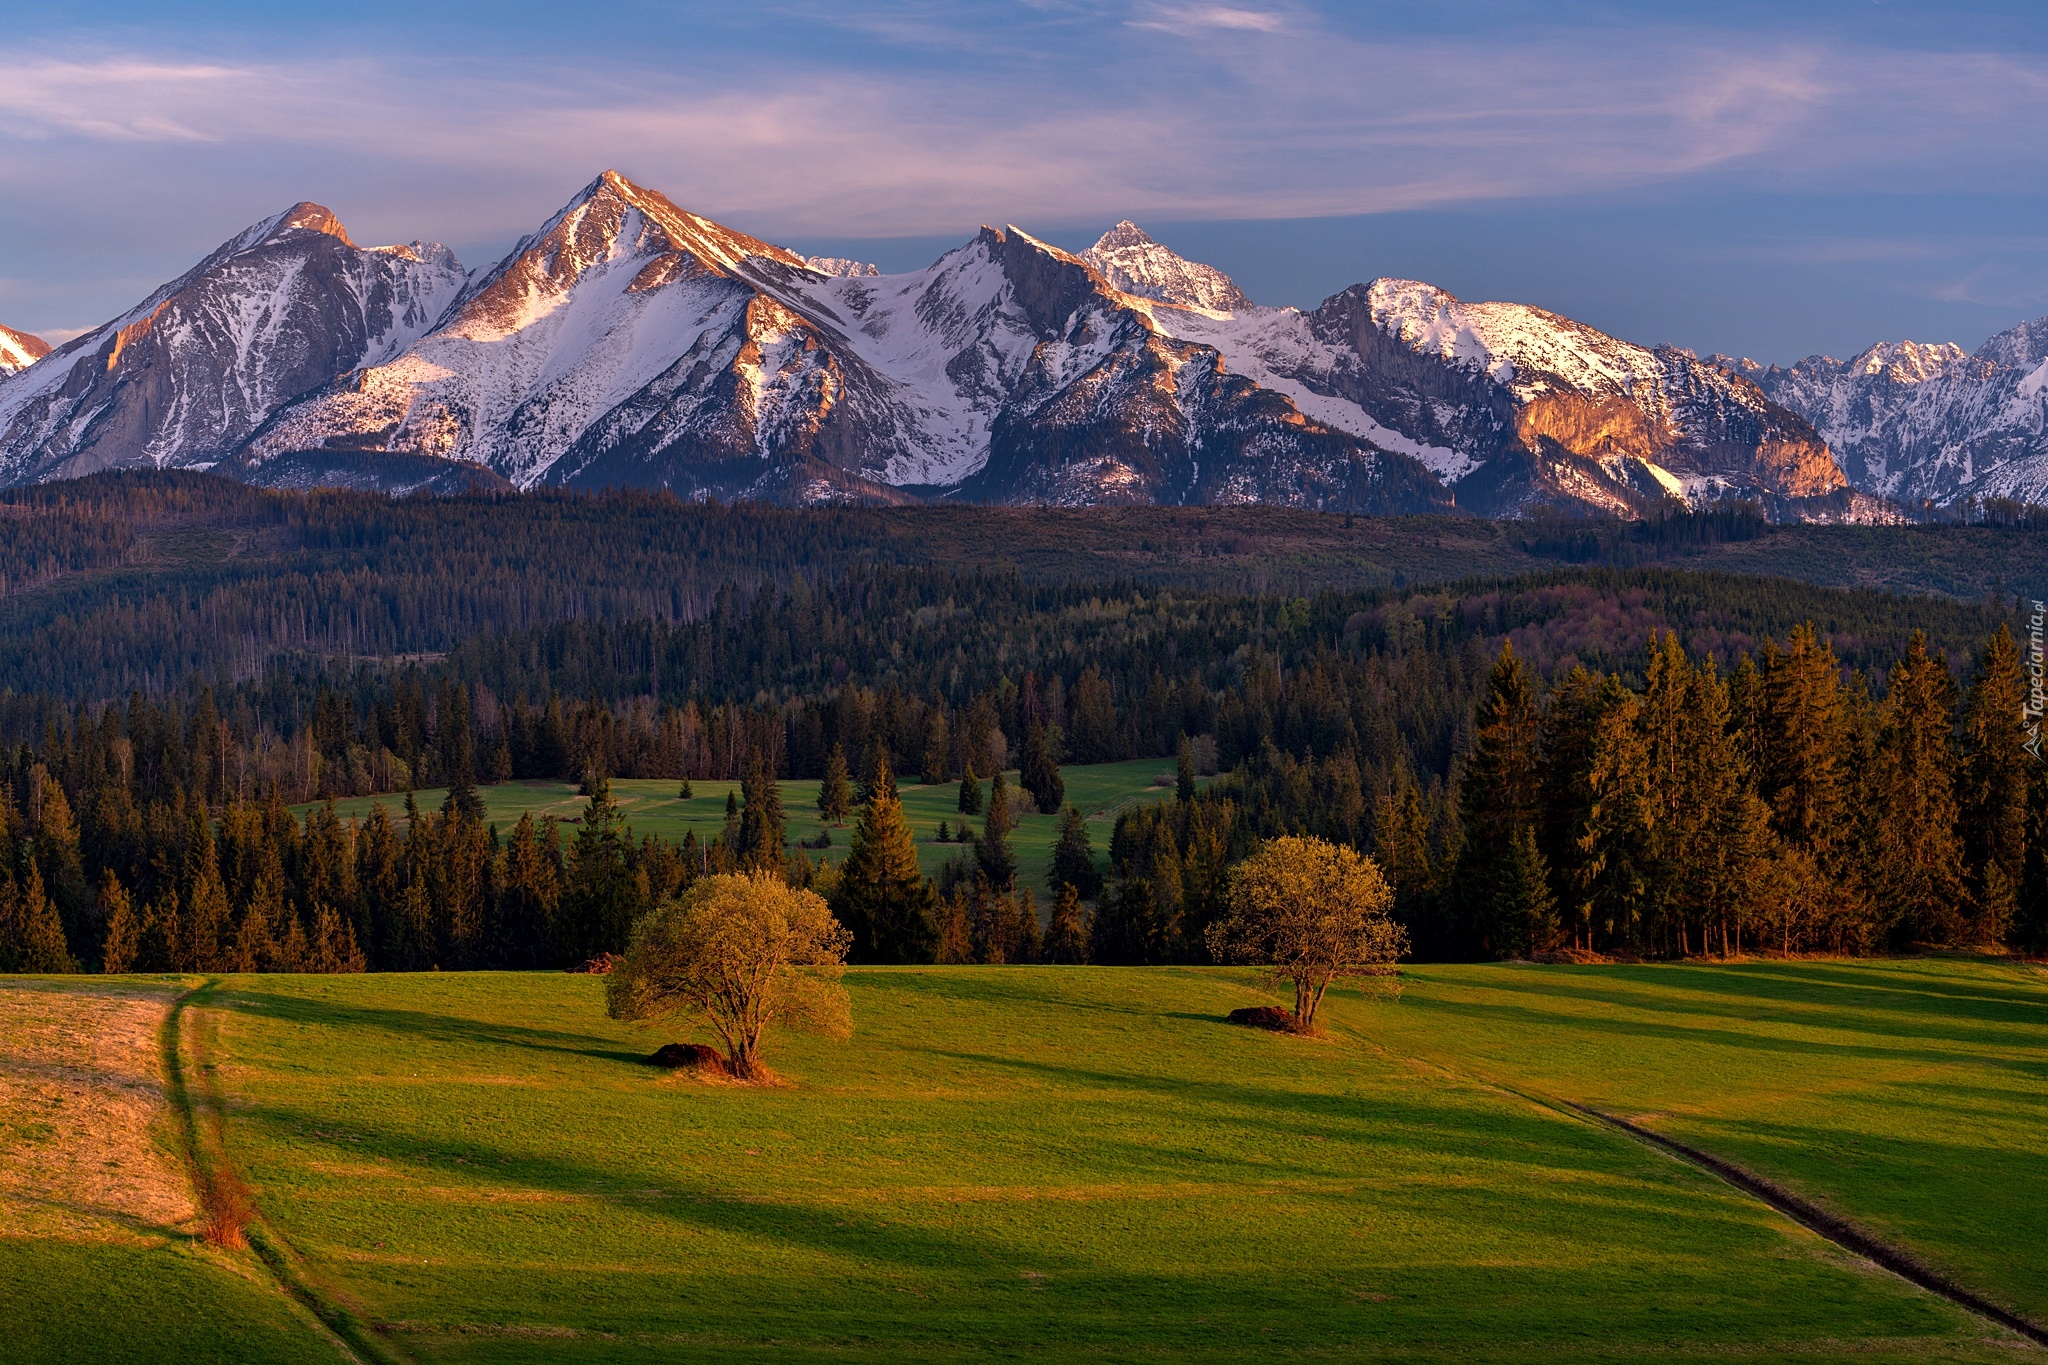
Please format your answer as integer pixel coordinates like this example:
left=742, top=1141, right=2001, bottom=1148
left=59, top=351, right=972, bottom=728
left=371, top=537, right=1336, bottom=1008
left=0, top=977, right=200, bottom=1245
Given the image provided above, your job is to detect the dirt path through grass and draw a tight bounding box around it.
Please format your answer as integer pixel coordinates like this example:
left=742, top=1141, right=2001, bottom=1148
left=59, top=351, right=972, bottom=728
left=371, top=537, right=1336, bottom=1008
left=1562, top=1100, right=2048, bottom=1348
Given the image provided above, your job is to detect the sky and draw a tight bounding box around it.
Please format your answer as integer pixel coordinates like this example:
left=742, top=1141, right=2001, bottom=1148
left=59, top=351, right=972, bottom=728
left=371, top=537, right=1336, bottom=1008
left=3, top=1, right=2046, bottom=363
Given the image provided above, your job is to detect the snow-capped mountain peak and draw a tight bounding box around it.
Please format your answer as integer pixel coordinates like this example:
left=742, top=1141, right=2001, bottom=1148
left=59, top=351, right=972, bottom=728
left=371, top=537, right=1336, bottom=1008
left=0, top=203, right=465, bottom=482
left=1079, top=221, right=1251, bottom=314
left=0, top=325, right=50, bottom=376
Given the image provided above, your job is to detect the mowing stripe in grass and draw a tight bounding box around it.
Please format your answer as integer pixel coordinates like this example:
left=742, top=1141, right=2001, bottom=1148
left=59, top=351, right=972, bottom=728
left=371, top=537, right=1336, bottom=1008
left=166, top=980, right=402, bottom=1365
left=1561, top=1102, right=2048, bottom=1350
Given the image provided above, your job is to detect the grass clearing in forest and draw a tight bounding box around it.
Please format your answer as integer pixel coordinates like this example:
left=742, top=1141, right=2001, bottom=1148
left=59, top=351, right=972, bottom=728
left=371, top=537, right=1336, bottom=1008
left=297, top=758, right=1195, bottom=896
left=15, top=959, right=2028, bottom=1363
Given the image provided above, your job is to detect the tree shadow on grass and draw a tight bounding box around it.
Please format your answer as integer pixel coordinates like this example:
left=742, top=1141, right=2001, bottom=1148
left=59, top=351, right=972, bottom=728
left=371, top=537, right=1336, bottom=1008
left=1401, top=973, right=2045, bottom=1071
left=206, top=981, right=651, bottom=1068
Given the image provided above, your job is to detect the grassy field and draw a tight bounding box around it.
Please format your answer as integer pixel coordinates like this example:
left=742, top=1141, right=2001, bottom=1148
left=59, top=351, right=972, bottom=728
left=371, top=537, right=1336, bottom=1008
left=5, top=960, right=2041, bottom=1362
left=20, top=959, right=2016, bottom=1363
left=295, top=759, right=1194, bottom=898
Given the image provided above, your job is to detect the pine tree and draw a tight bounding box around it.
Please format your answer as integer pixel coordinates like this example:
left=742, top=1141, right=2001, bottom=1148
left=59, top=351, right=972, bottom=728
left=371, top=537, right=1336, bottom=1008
left=562, top=773, right=638, bottom=962
left=1759, top=625, right=1850, bottom=865
left=934, top=888, right=974, bottom=964
left=958, top=762, right=983, bottom=816
left=355, top=803, right=403, bottom=969
left=1870, top=632, right=1968, bottom=945
left=1048, top=804, right=1102, bottom=900
left=818, top=743, right=852, bottom=826
left=1576, top=675, right=1652, bottom=953
left=2, top=861, right=76, bottom=973
left=738, top=748, right=786, bottom=872
left=976, top=772, right=1018, bottom=889
left=1021, top=718, right=1064, bottom=814
left=499, top=812, right=561, bottom=967
left=1489, top=826, right=1559, bottom=959
left=1044, top=883, right=1089, bottom=963
left=834, top=754, right=937, bottom=963
left=99, top=871, right=139, bottom=974
left=1176, top=734, right=1197, bottom=804
left=677, top=777, right=694, bottom=800
left=182, top=814, right=232, bottom=972
left=1537, top=666, right=1600, bottom=944
left=1959, top=625, right=2030, bottom=945
left=1456, top=642, right=1543, bottom=956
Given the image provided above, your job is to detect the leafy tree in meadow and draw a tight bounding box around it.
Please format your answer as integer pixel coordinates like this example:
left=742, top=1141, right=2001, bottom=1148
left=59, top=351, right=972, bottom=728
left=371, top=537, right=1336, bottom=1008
left=818, top=743, right=852, bottom=826
left=1049, top=804, right=1102, bottom=901
left=607, top=870, right=852, bottom=1082
left=1021, top=718, right=1064, bottom=814
left=834, top=754, right=937, bottom=963
left=1205, top=836, right=1407, bottom=1032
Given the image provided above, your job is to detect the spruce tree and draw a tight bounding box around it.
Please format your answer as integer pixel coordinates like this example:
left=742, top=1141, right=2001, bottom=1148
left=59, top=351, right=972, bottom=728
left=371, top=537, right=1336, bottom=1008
left=1871, top=632, right=1968, bottom=945
left=1176, top=734, right=1197, bottom=804
left=1576, top=675, right=1652, bottom=953
left=1048, top=804, right=1102, bottom=900
left=1044, top=883, right=1089, bottom=963
left=738, top=748, right=787, bottom=872
left=958, top=762, right=983, bottom=816
left=99, top=871, right=139, bottom=974
left=1021, top=718, right=1064, bottom=814
left=818, top=743, right=852, bottom=826
left=499, top=812, right=561, bottom=967
left=977, top=773, right=1018, bottom=889
left=834, top=754, right=937, bottom=963
left=562, top=773, right=638, bottom=961
left=1959, top=626, right=2030, bottom=945
left=1489, top=827, right=1559, bottom=959
left=1456, top=642, right=1543, bottom=955
left=182, top=814, right=232, bottom=972
left=2, top=862, right=76, bottom=973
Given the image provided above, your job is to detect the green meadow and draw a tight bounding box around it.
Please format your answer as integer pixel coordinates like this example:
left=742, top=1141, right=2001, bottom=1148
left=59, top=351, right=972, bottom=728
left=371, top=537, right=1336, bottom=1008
left=294, top=759, right=1195, bottom=896
left=16, top=957, right=2027, bottom=1363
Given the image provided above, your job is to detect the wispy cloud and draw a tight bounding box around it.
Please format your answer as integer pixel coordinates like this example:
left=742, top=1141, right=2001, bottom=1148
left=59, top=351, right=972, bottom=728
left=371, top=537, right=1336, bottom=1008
left=2, top=8, right=2047, bottom=344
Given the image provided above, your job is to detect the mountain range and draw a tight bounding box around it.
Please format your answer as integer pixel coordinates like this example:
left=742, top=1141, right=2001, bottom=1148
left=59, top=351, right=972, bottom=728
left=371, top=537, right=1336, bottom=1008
left=0, top=169, right=2039, bottom=518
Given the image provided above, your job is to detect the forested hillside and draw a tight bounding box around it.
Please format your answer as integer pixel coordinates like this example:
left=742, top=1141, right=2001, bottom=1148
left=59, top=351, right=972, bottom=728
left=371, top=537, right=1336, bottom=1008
left=0, top=474, right=2041, bottom=977
left=2, top=474, right=2045, bottom=704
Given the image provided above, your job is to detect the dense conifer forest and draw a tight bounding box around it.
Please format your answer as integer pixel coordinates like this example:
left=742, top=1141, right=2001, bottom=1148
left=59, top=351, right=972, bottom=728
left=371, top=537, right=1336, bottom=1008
left=0, top=473, right=2042, bottom=975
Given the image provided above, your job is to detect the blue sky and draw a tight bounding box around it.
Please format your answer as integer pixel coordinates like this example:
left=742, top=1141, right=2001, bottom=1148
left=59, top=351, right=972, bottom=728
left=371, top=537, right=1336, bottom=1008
left=3, top=1, right=2045, bottom=362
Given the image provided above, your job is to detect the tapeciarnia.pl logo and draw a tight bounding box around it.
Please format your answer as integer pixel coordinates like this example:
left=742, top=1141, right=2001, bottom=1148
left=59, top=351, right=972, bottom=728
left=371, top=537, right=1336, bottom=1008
left=2028, top=600, right=2046, bottom=757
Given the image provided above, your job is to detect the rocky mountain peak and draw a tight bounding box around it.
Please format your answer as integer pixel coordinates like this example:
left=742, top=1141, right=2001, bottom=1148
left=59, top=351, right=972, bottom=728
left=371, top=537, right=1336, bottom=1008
left=1079, top=221, right=1250, bottom=313
left=271, top=202, right=356, bottom=246
left=0, top=324, right=51, bottom=375
left=1849, top=339, right=1967, bottom=384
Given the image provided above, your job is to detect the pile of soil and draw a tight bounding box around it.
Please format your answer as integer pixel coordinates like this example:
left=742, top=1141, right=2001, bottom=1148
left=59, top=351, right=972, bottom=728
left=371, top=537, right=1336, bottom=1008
left=567, top=953, right=624, bottom=974
left=648, top=1042, right=732, bottom=1077
left=1227, top=1005, right=1305, bottom=1033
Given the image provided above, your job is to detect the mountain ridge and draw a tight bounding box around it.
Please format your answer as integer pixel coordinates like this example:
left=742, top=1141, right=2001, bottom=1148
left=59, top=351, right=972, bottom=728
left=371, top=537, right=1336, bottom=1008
left=6, top=169, right=2019, bottom=521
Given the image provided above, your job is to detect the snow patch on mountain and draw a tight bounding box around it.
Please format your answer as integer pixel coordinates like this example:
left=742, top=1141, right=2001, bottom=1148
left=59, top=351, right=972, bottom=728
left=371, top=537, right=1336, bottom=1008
left=804, top=256, right=879, bottom=278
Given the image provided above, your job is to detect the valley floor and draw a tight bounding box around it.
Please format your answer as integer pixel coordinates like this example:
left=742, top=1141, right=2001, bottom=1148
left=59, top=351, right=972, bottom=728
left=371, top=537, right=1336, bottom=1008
left=3, top=959, right=2043, bottom=1362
